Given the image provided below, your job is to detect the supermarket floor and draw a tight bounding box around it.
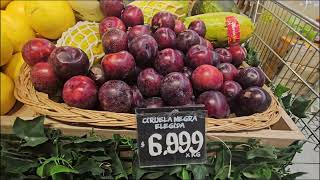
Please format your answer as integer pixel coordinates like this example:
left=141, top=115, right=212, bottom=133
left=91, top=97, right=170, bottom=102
left=290, top=142, right=320, bottom=179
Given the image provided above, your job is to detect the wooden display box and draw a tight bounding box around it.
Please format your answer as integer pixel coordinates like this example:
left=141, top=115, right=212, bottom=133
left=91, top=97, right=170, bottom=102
left=1, top=103, right=305, bottom=148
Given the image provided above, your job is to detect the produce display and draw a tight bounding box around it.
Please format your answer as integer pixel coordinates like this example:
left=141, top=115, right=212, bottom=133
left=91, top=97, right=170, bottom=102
left=1, top=0, right=269, bottom=120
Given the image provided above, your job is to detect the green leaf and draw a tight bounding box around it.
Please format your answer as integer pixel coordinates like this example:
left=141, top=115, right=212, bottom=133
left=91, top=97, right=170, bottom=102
left=181, top=167, right=190, bottom=180
left=74, top=157, right=103, bottom=176
left=186, top=164, right=209, bottom=180
left=274, top=84, right=290, bottom=98
left=12, top=116, right=48, bottom=147
left=109, top=149, right=128, bottom=179
left=2, top=155, right=38, bottom=174
left=247, top=146, right=277, bottom=160
left=92, top=155, right=111, bottom=162
left=48, top=164, right=78, bottom=176
left=168, top=166, right=183, bottom=175
left=143, top=172, right=165, bottom=179
left=214, top=166, right=229, bottom=180
left=291, top=97, right=311, bottom=118
left=281, top=93, right=292, bottom=110
left=74, top=136, right=103, bottom=144
left=243, top=166, right=272, bottom=180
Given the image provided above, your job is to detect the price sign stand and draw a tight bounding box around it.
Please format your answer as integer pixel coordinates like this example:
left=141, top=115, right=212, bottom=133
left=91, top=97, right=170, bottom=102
left=136, top=105, right=207, bottom=167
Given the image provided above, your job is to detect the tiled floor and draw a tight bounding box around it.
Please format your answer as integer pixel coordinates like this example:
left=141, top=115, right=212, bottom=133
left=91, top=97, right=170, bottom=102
left=290, top=142, right=320, bottom=180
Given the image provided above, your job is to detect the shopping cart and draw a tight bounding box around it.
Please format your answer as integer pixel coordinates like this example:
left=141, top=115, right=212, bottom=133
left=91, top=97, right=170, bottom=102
left=237, top=0, right=319, bottom=151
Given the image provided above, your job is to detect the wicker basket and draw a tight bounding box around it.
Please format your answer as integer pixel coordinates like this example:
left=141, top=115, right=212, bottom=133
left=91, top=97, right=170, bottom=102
left=14, top=64, right=281, bottom=132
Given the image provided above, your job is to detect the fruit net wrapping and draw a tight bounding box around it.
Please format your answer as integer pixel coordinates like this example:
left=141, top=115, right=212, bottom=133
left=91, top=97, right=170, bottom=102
left=56, top=21, right=104, bottom=67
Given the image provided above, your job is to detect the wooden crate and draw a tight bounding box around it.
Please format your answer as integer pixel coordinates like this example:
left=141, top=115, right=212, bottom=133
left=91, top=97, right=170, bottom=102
left=1, top=104, right=305, bottom=148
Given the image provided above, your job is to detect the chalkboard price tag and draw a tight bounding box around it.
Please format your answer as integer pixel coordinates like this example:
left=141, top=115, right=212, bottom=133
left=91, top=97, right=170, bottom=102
left=136, top=105, right=207, bottom=167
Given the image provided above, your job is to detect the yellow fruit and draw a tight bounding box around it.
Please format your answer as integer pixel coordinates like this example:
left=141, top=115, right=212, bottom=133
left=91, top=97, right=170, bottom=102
left=3, top=52, right=24, bottom=80
left=0, top=29, right=13, bottom=66
left=57, top=21, right=104, bottom=67
left=1, top=10, right=35, bottom=52
left=0, top=0, right=11, bottom=9
left=0, top=72, right=16, bottom=115
left=25, top=1, right=76, bottom=39
left=5, top=1, right=29, bottom=25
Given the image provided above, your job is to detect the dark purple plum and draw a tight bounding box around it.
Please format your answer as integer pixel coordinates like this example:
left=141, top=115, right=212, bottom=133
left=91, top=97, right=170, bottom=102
left=121, top=5, right=144, bottom=27
left=30, top=62, right=60, bottom=95
left=98, top=80, right=132, bottom=112
left=215, top=48, right=232, bottom=63
left=154, top=48, right=184, bottom=75
left=220, top=81, right=242, bottom=102
left=211, top=50, right=220, bottom=67
left=191, top=64, right=223, bottom=91
left=100, top=0, right=124, bottom=18
left=48, top=46, right=89, bottom=80
left=128, top=34, right=158, bottom=67
left=196, top=91, right=230, bottom=118
left=144, top=97, right=164, bottom=108
left=217, top=63, right=238, bottom=81
left=237, top=86, right=271, bottom=115
left=176, top=30, right=200, bottom=52
left=137, top=68, right=162, bottom=97
left=228, top=45, right=247, bottom=67
left=186, top=44, right=213, bottom=69
left=127, top=25, right=152, bottom=41
left=102, top=28, right=128, bottom=54
left=160, top=72, right=193, bottom=106
left=199, top=37, right=213, bottom=50
left=63, top=75, right=98, bottom=109
left=131, top=85, right=145, bottom=108
left=151, top=12, right=175, bottom=31
left=181, top=66, right=193, bottom=79
left=99, top=17, right=126, bottom=36
left=153, top=27, right=176, bottom=50
left=88, top=64, right=106, bottom=87
left=101, top=51, right=135, bottom=80
left=236, top=67, right=265, bottom=88
left=188, top=20, right=206, bottom=37
left=174, top=19, right=186, bottom=34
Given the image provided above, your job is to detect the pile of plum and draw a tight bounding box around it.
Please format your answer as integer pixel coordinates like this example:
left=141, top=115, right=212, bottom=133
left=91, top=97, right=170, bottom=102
left=23, top=2, right=271, bottom=119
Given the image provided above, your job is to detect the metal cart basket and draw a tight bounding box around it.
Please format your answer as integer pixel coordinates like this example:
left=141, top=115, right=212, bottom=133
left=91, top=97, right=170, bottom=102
left=237, top=0, right=319, bottom=151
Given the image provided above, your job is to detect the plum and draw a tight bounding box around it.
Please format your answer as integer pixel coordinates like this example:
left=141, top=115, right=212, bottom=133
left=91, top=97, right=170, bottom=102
left=236, top=67, right=265, bottom=88
left=228, top=45, right=247, bottom=67
left=186, top=44, right=213, bottom=69
left=153, top=27, right=176, bottom=50
left=101, top=51, right=135, bottom=80
left=154, top=48, right=184, bottom=75
left=88, top=64, right=106, bottom=87
left=48, top=46, right=89, bottom=80
left=102, top=28, right=128, bottom=54
left=30, top=62, right=59, bottom=95
left=131, top=85, right=145, bottom=108
left=127, top=25, right=152, bottom=41
left=121, top=5, right=144, bottom=27
left=174, top=19, right=186, bottom=34
left=199, top=37, right=213, bottom=50
left=124, top=66, right=142, bottom=85
left=188, top=20, right=206, bottom=37
left=237, top=86, right=271, bottom=115
left=22, top=38, right=56, bottom=66
left=98, top=80, right=132, bottom=112
left=144, top=97, right=164, bottom=108
left=100, top=0, right=124, bottom=18
left=137, top=68, right=162, bottom=97
left=99, top=17, right=126, bottom=36
left=160, top=72, right=193, bottom=106
left=211, top=50, right=220, bottom=67
left=62, top=75, right=98, bottom=109
left=181, top=66, right=193, bottom=79
left=191, top=64, right=223, bottom=91
left=151, top=12, right=175, bottom=31
left=220, top=81, right=242, bottom=102
left=128, top=34, right=158, bottom=67
left=196, top=91, right=230, bottom=118
left=215, top=48, right=232, bottom=64
left=176, top=30, right=200, bottom=52
left=217, top=63, right=238, bottom=81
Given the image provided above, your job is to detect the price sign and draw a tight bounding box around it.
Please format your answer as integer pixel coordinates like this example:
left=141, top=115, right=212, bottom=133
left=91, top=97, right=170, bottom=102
left=136, top=106, right=206, bottom=167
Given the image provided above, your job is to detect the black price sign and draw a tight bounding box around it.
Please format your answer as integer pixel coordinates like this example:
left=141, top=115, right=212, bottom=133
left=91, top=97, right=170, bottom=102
left=136, top=105, right=206, bottom=167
